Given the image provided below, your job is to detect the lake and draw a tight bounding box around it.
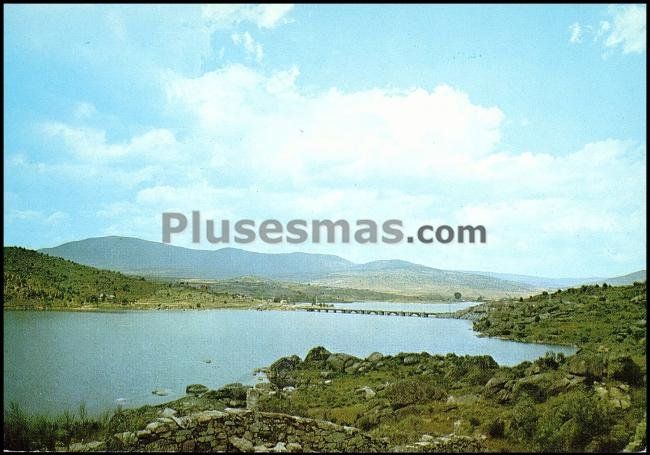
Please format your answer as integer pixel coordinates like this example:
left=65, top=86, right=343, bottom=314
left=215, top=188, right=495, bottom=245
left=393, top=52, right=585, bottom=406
left=3, top=308, right=576, bottom=416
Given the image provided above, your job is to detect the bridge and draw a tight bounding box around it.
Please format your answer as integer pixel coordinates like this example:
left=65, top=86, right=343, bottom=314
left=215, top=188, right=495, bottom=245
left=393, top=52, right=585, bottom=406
left=300, top=307, right=456, bottom=319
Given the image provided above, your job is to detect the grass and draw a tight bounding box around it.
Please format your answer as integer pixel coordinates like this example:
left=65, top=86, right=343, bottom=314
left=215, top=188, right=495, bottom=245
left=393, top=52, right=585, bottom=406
left=3, top=402, right=113, bottom=451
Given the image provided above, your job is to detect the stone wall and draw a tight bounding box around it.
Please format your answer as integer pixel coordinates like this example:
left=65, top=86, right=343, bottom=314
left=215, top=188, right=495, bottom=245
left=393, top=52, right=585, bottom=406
left=109, top=407, right=388, bottom=452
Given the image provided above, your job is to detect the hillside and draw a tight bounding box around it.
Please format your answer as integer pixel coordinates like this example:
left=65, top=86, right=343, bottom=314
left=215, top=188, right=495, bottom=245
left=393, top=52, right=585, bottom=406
left=2, top=247, right=256, bottom=310
left=470, top=270, right=646, bottom=289
left=312, top=268, right=534, bottom=299
left=39, top=236, right=537, bottom=298
left=184, top=276, right=450, bottom=302
left=3, top=247, right=163, bottom=308
left=39, top=236, right=353, bottom=281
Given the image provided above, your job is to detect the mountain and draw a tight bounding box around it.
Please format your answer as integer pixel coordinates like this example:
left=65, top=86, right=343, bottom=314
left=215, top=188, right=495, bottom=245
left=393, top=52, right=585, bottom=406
left=38, top=236, right=535, bottom=297
left=312, top=267, right=534, bottom=298
left=38, top=236, right=644, bottom=299
left=602, top=270, right=646, bottom=286
left=39, top=236, right=353, bottom=281
left=468, top=270, right=646, bottom=289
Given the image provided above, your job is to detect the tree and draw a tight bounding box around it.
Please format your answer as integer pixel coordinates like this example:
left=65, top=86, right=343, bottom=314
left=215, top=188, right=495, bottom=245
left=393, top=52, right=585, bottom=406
left=454, top=292, right=462, bottom=300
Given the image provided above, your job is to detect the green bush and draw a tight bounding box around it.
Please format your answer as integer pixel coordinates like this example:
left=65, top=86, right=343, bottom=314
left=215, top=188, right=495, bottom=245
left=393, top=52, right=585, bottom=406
left=484, top=417, right=505, bottom=438
left=534, top=390, right=612, bottom=452
left=383, top=378, right=447, bottom=409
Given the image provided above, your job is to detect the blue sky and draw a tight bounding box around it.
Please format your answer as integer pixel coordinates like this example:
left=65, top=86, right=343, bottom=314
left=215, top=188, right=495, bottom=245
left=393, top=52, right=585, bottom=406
left=4, top=4, right=647, bottom=277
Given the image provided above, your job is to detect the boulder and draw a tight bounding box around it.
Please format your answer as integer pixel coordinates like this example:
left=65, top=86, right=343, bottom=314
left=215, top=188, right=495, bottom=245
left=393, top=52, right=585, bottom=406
left=304, top=346, right=331, bottom=363
left=186, top=384, right=209, bottom=396
left=403, top=355, right=419, bottom=365
left=326, top=353, right=360, bottom=372
left=356, top=386, right=377, bottom=399
left=267, top=355, right=302, bottom=388
left=272, top=442, right=288, bottom=453
left=230, top=436, right=254, bottom=452
left=366, top=352, right=384, bottom=363
left=203, top=383, right=250, bottom=401
left=246, top=388, right=260, bottom=410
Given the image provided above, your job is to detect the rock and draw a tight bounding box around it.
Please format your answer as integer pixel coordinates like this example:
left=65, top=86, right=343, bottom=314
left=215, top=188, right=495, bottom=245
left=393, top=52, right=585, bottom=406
left=282, top=386, right=296, bottom=394
left=160, top=407, right=177, bottom=418
left=304, top=346, right=331, bottom=363
left=356, top=386, right=376, bottom=399
left=247, top=388, right=261, bottom=410
left=483, top=376, right=509, bottom=397
left=151, top=388, right=169, bottom=396
left=595, top=383, right=631, bottom=409
left=185, top=384, right=209, bottom=396
left=69, top=441, right=106, bottom=452
left=366, top=352, right=384, bottom=363
left=272, top=442, right=288, bottom=452
left=326, top=353, right=359, bottom=372
left=203, top=383, right=250, bottom=401
left=446, top=394, right=479, bottom=405
left=403, top=355, right=419, bottom=365
left=267, top=355, right=302, bottom=388
left=566, top=356, right=606, bottom=379
left=230, top=436, right=254, bottom=452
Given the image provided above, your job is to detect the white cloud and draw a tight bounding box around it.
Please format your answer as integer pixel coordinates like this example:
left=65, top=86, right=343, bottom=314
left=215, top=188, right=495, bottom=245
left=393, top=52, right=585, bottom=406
left=21, top=61, right=645, bottom=274
left=8, top=209, right=69, bottom=226
left=202, top=4, right=294, bottom=29
left=232, top=31, right=264, bottom=62
left=569, top=22, right=583, bottom=43
left=571, top=5, right=646, bottom=54
left=604, top=4, right=646, bottom=54
left=42, top=123, right=181, bottom=163
left=72, top=102, right=97, bottom=119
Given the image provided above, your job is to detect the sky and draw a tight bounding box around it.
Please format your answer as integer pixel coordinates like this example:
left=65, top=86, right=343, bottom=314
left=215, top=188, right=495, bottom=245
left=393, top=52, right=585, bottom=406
left=3, top=4, right=647, bottom=277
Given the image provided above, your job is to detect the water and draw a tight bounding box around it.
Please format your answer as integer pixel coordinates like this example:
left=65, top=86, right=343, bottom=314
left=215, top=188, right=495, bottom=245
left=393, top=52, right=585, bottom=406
left=4, top=309, right=575, bottom=416
left=332, top=301, right=480, bottom=312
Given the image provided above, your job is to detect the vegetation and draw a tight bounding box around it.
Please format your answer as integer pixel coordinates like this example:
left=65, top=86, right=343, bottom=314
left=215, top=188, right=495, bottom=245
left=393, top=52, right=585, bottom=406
left=3, top=247, right=265, bottom=310
left=3, top=402, right=112, bottom=451
left=3, top=253, right=646, bottom=452
left=254, top=282, right=646, bottom=452
left=185, top=276, right=458, bottom=303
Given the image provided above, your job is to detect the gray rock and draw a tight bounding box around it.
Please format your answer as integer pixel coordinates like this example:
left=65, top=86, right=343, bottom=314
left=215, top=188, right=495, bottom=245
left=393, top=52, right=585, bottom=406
left=247, top=388, right=261, bottom=410
left=366, top=352, right=384, bottom=363
left=185, top=384, right=209, bottom=396
left=272, top=442, right=288, bottom=452
left=203, top=383, right=250, bottom=401
left=160, top=407, right=177, bottom=418
left=403, top=355, right=419, bottom=365
left=356, top=386, right=376, bottom=399
left=230, top=436, right=254, bottom=452
left=326, top=353, right=359, bottom=372
left=304, top=346, right=331, bottom=363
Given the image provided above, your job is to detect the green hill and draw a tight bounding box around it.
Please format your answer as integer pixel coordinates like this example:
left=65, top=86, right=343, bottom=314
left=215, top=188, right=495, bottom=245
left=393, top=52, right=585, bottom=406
left=3, top=247, right=260, bottom=310
left=3, top=247, right=166, bottom=308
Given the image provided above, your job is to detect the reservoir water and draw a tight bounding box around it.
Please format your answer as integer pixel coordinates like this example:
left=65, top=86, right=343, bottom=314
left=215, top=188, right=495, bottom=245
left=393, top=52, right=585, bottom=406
left=4, top=307, right=576, bottom=416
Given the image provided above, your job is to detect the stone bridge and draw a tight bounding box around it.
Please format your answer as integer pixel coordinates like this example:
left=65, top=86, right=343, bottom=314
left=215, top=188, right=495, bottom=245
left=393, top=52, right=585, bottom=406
left=302, top=307, right=456, bottom=319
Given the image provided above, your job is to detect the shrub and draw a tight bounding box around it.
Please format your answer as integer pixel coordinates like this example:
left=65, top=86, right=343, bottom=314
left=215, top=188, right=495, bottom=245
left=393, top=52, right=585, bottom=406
left=484, top=417, right=505, bottom=438
left=383, top=378, right=447, bottom=409
left=534, top=390, right=612, bottom=452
